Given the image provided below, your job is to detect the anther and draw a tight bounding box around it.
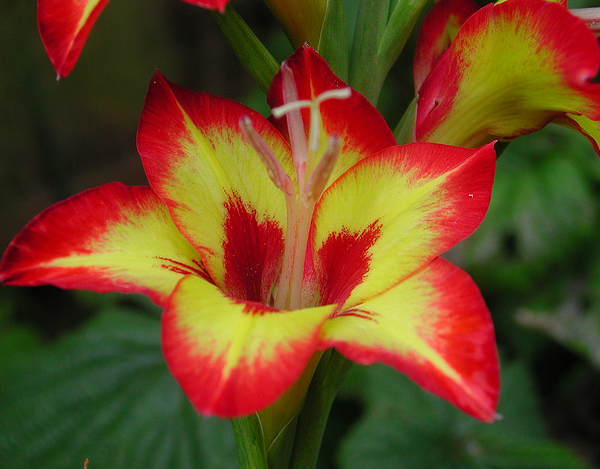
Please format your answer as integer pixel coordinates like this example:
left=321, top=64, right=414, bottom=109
left=239, top=116, right=294, bottom=196
left=305, top=135, right=341, bottom=200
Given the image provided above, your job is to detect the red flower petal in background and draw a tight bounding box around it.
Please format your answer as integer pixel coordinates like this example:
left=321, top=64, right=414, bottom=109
left=413, top=0, right=478, bottom=93
left=415, top=0, right=600, bottom=151
left=38, top=0, right=111, bottom=78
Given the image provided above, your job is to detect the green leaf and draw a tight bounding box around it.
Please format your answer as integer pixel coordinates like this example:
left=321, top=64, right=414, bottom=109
left=337, top=362, right=593, bottom=469
left=0, top=308, right=236, bottom=469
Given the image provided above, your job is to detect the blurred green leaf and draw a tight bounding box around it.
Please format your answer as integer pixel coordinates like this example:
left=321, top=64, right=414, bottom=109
left=458, top=126, right=598, bottom=292
left=337, top=362, right=593, bottom=469
left=0, top=289, right=42, bottom=376
left=516, top=251, right=600, bottom=370
left=0, top=307, right=237, bottom=469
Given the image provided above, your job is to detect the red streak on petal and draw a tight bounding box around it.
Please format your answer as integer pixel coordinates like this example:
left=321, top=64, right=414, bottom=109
left=222, top=194, right=285, bottom=304
left=336, top=308, right=378, bottom=322
left=317, top=222, right=381, bottom=306
left=156, top=257, right=211, bottom=283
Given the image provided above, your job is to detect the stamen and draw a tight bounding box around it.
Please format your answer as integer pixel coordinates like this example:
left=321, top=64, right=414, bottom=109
left=271, top=100, right=313, bottom=119
left=280, top=64, right=308, bottom=174
left=271, top=87, right=352, bottom=119
left=305, top=135, right=342, bottom=200
left=315, top=87, right=352, bottom=104
left=272, top=86, right=352, bottom=154
left=239, top=116, right=294, bottom=195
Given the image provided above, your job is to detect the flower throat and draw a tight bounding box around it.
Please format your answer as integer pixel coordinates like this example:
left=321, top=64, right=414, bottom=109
left=240, top=65, right=351, bottom=310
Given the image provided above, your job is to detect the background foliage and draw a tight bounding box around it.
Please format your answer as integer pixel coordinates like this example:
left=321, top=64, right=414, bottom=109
left=1, top=0, right=599, bottom=467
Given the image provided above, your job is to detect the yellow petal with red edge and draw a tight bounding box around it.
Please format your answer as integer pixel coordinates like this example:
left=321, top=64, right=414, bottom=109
left=416, top=0, right=600, bottom=151
left=162, top=275, right=335, bottom=417
left=137, top=72, right=292, bottom=302
left=307, top=142, right=495, bottom=310
left=38, top=0, right=110, bottom=78
left=0, top=183, right=207, bottom=305
left=319, top=257, right=499, bottom=422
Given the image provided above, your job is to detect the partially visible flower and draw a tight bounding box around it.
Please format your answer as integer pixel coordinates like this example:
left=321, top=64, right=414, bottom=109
left=1, top=46, right=499, bottom=423
left=413, top=0, right=478, bottom=93
left=414, top=0, right=600, bottom=152
left=38, top=0, right=229, bottom=78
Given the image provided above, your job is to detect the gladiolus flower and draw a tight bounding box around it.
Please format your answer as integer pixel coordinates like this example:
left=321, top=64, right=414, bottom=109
left=415, top=0, right=600, bottom=153
left=0, top=46, right=499, bottom=422
left=37, top=0, right=230, bottom=78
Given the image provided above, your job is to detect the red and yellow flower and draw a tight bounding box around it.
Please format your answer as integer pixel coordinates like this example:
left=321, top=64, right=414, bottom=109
left=0, top=46, right=499, bottom=422
left=414, top=0, right=600, bottom=152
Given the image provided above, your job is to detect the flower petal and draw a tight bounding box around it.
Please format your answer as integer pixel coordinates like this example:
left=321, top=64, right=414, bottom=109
left=162, top=275, right=335, bottom=417
left=267, top=46, right=397, bottom=181
left=416, top=0, right=600, bottom=150
left=0, top=183, right=206, bottom=304
left=308, top=142, right=495, bottom=309
left=137, top=72, right=291, bottom=301
left=319, top=257, right=499, bottom=422
left=413, top=0, right=479, bottom=92
left=38, top=0, right=110, bottom=78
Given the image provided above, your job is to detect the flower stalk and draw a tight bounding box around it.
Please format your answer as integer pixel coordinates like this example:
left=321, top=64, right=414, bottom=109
left=232, top=414, right=269, bottom=469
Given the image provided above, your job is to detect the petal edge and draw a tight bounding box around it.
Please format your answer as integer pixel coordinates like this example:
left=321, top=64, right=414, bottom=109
left=320, top=257, right=499, bottom=422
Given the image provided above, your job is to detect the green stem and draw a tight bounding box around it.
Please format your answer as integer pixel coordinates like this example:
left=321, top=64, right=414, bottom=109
left=264, top=412, right=298, bottom=469
left=394, top=96, right=417, bottom=144
left=232, top=414, right=269, bottom=469
left=288, top=350, right=353, bottom=469
left=211, top=7, right=279, bottom=94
